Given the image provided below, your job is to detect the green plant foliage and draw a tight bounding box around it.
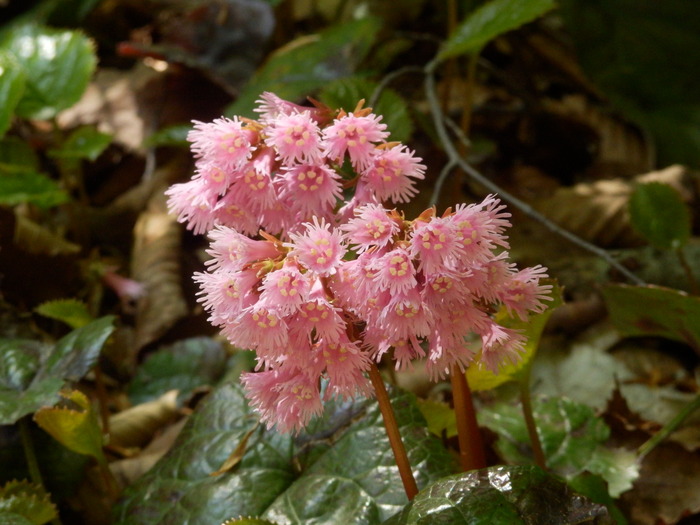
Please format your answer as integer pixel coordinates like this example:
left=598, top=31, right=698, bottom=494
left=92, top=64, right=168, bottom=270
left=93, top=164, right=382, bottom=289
left=383, top=465, right=613, bottom=524
left=33, top=390, right=106, bottom=464
left=478, top=397, right=639, bottom=498
left=0, top=137, right=40, bottom=171
left=0, top=52, right=25, bottom=138
left=227, top=17, right=381, bottom=117
left=559, top=0, right=700, bottom=167
left=437, top=0, right=556, bottom=61
left=467, top=279, right=562, bottom=391
left=35, top=299, right=92, bottom=329
left=0, top=480, right=57, bottom=525
left=0, top=316, right=115, bottom=425
left=1, top=25, right=96, bottom=121
left=569, top=472, right=628, bottom=525
left=602, top=284, right=700, bottom=353
left=49, top=126, right=112, bottom=161
left=143, top=125, right=190, bottom=148
left=114, top=382, right=457, bottom=525
left=628, top=182, right=691, bottom=250
left=127, top=337, right=230, bottom=405
left=221, top=519, right=278, bottom=525
left=416, top=399, right=458, bottom=439
left=0, top=512, right=35, bottom=525
left=0, top=171, right=69, bottom=209
left=320, top=78, right=414, bottom=143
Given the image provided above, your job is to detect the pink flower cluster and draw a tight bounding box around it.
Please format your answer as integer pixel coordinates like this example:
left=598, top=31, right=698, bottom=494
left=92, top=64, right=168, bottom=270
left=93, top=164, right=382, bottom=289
left=167, top=93, right=551, bottom=433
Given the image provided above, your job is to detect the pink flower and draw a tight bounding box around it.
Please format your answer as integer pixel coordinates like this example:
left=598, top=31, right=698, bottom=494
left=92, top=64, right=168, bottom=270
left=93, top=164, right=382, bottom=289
left=205, top=225, right=280, bottom=272
left=450, top=195, right=511, bottom=262
left=341, top=203, right=400, bottom=253
left=322, top=112, right=389, bottom=169
left=367, top=246, right=417, bottom=295
left=292, top=293, right=346, bottom=345
left=188, top=117, right=258, bottom=171
left=287, top=217, right=346, bottom=276
left=265, top=111, right=322, bottom=164
left=258, top=262, right=310, bottom=315
left=255, top=92, right=325, bottom=125
left=361, top=145, right=426, bottom=203
left=478, top=321, right=526, bottom=373
left=165, top=179, right=217, bottom=235
left=193, top=269, right=258, bottom=326
left=410, top=216, right=462, bottom=274
left=499, top=265, right=552, bottom=321
left=222, top=304, right=290, bottom=356
left=278, top=163, right=342, bottom=216
left=315, top=336, right=371, bottom=399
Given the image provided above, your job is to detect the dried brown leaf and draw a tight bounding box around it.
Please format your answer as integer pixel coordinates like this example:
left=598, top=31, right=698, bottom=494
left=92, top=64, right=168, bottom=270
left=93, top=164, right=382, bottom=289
left=108, top=390, right=179, bottom=449
left=533, top=165, right=690, bottom=248
left=619, top=442, right=700, bottom=525
left=131, top=191, right=188, bottom=351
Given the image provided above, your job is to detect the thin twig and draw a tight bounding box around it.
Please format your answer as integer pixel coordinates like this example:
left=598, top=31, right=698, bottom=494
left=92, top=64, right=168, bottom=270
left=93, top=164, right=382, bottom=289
left=424, top=61, right=645, bottom=286
left=518, top=365, right=547, bottom=469
left=368, top=363, right=419, bottom=500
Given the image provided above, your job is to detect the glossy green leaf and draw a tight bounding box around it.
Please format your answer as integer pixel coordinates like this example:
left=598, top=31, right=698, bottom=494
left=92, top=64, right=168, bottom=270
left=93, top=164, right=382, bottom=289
left=127, top=337, right=229, bottom=405
left=467, top=279, right=562, bottom=391
left=0, top=52, right=25, bottom=137
left=629, top=182, right=691, bottom=250
left=438, top=0, right=556, bottom=61
left=383, top=465, right=613, bottom=524
left=0, top=171, right=69, bottom=208
left=568, top=473, right=628, bottom=525
left=0, top=339, right=45, bottom=391
left=115, top=382, right=457, bottom=525
left=0, top=480, right=57, bottom=525
left=34, top=389, right=105, bottom=464
left=559, top=0, right=700, bottom=167
left=479, top=397, right=639, bottom=497
left=2, top=25, right=96, bottom=120
left=227, top=17, right=381, bottom=117
left=0, top=317, right=115, bottom=425
left=33, top=315, right=115, bottom=383
left=602, top=284, right=700, bottom=354
left=35, top=299, right=92, bottom=329
left=49, top=126, right=112, bottom=161
left=320, top=77, right=414, bottom=143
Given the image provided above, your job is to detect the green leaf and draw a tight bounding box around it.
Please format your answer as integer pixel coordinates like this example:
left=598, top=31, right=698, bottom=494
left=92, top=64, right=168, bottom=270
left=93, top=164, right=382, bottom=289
left=34, top=390, right=105, bottom=464
left=0, top=171, right=69, bottom=208
left=0, top=378, right=63, bottom=426
left=2, top=25, right=96, bottom=120
left=49, top=126, right=112, bottom=161
left=0, top=339, right=45, bottom=391
left=602, top=284, right=700, bottom=354
left=438, top=0, right=556, bottom=61
left=0, top=317, right=115, bottom=425
left=34, top=315, right=115, bottom=383
left=416, top=399, right=457, bottom=438
left=115, top=382, right=457, bottom=524
left=0, top=52, right=26, bottom=137
left=478, top=397, right=639, bottom=497
left=35, top=299, right=92, bottom=329
left=628, top=182, right=691, bottom=250
left=559, top=0, right=700, bottom=167
left=127, top=337, right=229, bottom=405
left=0, top=137, right=40, bottom=171
left=227, top=17, right=381, bottom=117
left=0, top=512, right=36, bottom=525
left=0, top=480, right=57, bottom=525
left=320, top=77, right=414, bottom=143
left=221, top=519, right=278, bottom=525
left=143, top=125, right=190, bottom=148
left=467, top=279, right=562, bottom=391
left=568, top=473, right=628, bottom=525
left=383, top=465, right=613, bottom=525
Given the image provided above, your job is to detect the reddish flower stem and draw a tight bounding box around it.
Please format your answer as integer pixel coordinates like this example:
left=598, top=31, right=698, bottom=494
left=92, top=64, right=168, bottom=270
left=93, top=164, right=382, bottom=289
left=450, top=365, right=487, bottom=471
left=368, top=363, right=419, bottom=500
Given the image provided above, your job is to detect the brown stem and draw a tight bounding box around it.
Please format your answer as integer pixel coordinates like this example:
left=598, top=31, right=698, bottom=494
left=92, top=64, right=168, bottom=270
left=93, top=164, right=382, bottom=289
left=450, top=366, right=487, bottom=471
left=368, top=363, right=419, bottom=500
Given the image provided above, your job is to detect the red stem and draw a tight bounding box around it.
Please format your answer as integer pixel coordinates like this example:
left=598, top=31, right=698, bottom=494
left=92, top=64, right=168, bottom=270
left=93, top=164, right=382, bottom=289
left=368, top=363, right=419, bottom=500
left=451, top=365, right=487, bottom=471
